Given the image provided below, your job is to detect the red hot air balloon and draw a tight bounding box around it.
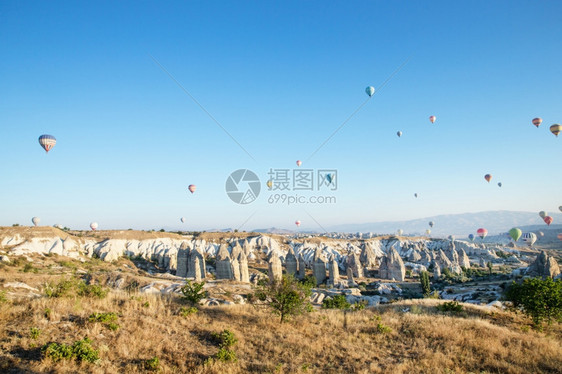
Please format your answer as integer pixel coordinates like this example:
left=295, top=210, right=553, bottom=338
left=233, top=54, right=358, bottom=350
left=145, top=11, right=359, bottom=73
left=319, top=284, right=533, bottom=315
left=188, top=185, right=196, bottom=194
left=484, top=174, right=492, bottom=183
left=295, top=220, right=301, bottom=227
left=544, top=216, right=553, bottom=226
left=477, top=228, right=488, bottom=239
left=558, top=233, right=562, bottom=241
left=429, top=115, right=436, bottom=124
left=296, top=160, right=302, bottom=167
left=532, top=118, right=542, bottom=128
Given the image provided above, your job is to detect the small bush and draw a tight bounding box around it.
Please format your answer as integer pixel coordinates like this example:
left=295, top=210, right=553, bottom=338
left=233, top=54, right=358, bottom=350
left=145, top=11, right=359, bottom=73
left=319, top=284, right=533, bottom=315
left=23, top=263, right=37, bottom=273
left=107, top=322, right=119, bottom=331
left=42, top=337, right=99, bottom=363
left=30, top=327, right=41, bottom=340
left=0, top=290, right=7, bottom=304
left=300, top=275, right=317, bottom=289
left=179, top=306, right=198, bottom=317
left=322, top=294, right=351, bottom=310
left=44, top=278, right=77, bottom=298
left=212, top=329, right=237, bottom=349
left=351, top=301, right=367, bottom=311
left=144, top=356, right=160, bottom=370
left=44, top=308, right=52, bottom=319
left=437, top=301, right=463, bottom=313
left=180, top=280, right=207, bottom=306
left=77, top=282, right=108, bottom=299
left=376, top=323, right=392, bottom=334
left=215, top=348, right=237, bottom=362
left=89, top=312, right=118, bottom=323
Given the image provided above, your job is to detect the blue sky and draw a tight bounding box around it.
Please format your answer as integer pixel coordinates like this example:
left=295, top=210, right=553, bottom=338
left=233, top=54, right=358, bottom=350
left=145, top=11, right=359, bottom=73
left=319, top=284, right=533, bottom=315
left=1, top=1, right=561, bottom=231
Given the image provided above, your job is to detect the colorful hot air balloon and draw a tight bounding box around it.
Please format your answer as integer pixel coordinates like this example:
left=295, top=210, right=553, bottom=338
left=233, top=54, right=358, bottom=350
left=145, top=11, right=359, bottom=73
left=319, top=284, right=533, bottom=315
left=180, top=217, right=186, bottom=223
left=544, top=216, right=553, bottom=226
left=428, top=221, right=434, bottom=228
left=550, top=124, right=561, bottom=137
left=90, top=222, right=98, bottom=231
left=539, top=211, right=547, bottom=219
left=509, top=227, right=522, bottom=242
left=429, top=115, right=436, bottom=124
left=532, top=118, right=542, bottom=128
left=296, top=160, right=302, bottom=167
left=31, top=217, right=40, bottom=227
left=188, top=185, right=196, bottom=194
left=521, top=232, right=537, bottom=246
left=425, top=229, right=431, bottom=235
left=484, top=174, right=492, bottom=183
left=397, top=131, right=402, bottom=138
left=365, top=86, right=375, bottom=97
left=498, top=182, right=502, bottom=187
left=38, top=134, right=56, bottom=153
left=468, top=234, right=475, bottom=242
left=558, top=233, right=562, bottom=241
left=477, top=228, right=488, bottom=239
left=295, top=220, right=301, bottom=227
left=397, top=229, right=403, bottom=236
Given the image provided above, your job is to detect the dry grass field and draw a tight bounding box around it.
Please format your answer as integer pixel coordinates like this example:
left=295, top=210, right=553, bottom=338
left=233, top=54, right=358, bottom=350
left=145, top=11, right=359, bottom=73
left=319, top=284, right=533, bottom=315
left=1, top=255, right=561, bottom=374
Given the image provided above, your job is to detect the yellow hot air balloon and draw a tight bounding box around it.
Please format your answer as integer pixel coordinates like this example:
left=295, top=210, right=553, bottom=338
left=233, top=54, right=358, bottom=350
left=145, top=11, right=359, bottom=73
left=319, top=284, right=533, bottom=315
left=550, top=124, right=561, bottom=137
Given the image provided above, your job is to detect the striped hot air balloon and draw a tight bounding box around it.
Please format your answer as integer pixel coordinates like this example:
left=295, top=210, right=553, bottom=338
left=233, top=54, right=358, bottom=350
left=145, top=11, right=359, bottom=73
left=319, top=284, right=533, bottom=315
left=31, top=217, right=40, bottom=226
left=551, top=124, right=561, bottom=137
left=295, top=220, right=301, bottom=227
left=532, top=118, right=542, bottom=128
left=365, top=86, right=375, bottom=97
left=521, top=232, right=537, bottom=246
left=484, top=174, right=492, bottom=183
left=544, top=216, right=553, bottom=226
left=90, top=222, right=98, bottom=231
left=188, top=185, right=196, bottom=194
left=429, top=115, right=436, bottom=124
left=38, top=135, right=56, bottom=153
left=477, top=228, right=488, bottom=239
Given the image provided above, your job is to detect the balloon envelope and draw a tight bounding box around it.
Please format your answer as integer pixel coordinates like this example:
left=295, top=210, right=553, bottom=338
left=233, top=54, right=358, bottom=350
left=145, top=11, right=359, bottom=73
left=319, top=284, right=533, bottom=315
left=484, top=174, right=492, bottom=183
left=429, top=115, right=436, bottom=123
left=428, top=221, right=434, bottom=228
left=38, top=134, right=56, bottom=153
left=532, top=118, right=542, bottom=128
left=550, top=124, right=561, bottom=137
left=558, top=233, right=562, bottom=241
left=295, top=220, right=301, bottom=227
left=538, top=231, right=544, bottom=237
left=477, top=228, right=488, bottom=239
left=521, top=232, right=537, bottom=246
left=509, top=228, right=522, bottom=242
left=559, top=206, right=562, bottom=213
left=188, top=185, right=196, bottom=194
left=468, top=234, right=475, bottom=242
left=31, top=217, right=40, bottom=226
left=414, top=193, right=418, bottom=198
left=397, top=131, right=402, bottom=137
left=539, top=211, right=547, bottom=219
left=498, top=182, right=502, bottom=187
left=544, top=216, right=553, bottom=226
left=448, top=235, right=455, bottom=241
left=180, top=217, right=186, bottom=223
left=425, top=229, right=431, bottom=235
left=296, top=160, right=302, bottom=167
left=365, top=86, right=375, bottom=97
left=90, top=222, right=98, bottom=231
left=397, top=229, right=403, bottom=236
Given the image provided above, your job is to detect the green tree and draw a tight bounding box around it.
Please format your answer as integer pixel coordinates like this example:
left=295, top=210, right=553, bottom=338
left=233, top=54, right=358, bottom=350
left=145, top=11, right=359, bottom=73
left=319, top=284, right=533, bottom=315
left=487, top=261, right=493, bottom=275
left=250, top=275, right=312, bottom=323
left=180, top=280, right=208, bottom=306
left=504, top=277, right=562, bottom=328
left=419, top=271, right=431, bottom=297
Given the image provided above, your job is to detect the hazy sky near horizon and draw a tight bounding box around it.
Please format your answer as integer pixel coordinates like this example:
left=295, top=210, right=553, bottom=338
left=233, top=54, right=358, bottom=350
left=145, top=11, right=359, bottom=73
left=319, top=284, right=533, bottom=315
left=1, top=1, right=561, bottom=232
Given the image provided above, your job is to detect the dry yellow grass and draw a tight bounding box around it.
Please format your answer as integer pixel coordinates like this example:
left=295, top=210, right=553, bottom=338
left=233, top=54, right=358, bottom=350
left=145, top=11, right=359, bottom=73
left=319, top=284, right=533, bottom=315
left=1, top=256, right=561, bottom=373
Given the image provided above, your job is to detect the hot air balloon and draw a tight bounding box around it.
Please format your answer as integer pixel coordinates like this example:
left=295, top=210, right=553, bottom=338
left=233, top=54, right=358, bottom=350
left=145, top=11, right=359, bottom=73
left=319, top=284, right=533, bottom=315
left=90, top=222, right=98, bottom=231
left=365, top=86, right=375, bottom=97
left=509, top=227, right=522, bottom=242
left=559, top=206, right=562, bottom=213
left=468, top=234, right=475, bottom=242
left=539, top=211, right=547, bottom=219
left=532, top=118, right=542, bottom=128
left=296, top=160, right=302, bottom=167
left=538, top=231, right=544, bottom=237
left=180, top=217, right=186, bottom=223
left=266, top=180, right=273, bottom=189
left=558, top=233, right=562, bottom=241
left=544, top=216, right=553, bottom=226
left=397, top=229, right=403, bottom=236
left=38, top=134, right=56, bottom=153
left=188, top=185, right=196, bottom=194
left=428, top=221, right=434, bottom=228
left=477, top=228, right=488, bottom=239
left=550, top=124, right=561, bottom=137
left=414, top=193, right=418, bottom=198
left=31, top=217, right=40, bottom=227
left=295, top=220, right=301, bottom=227
left=397, top=131, right=402, bottom=138
left=448, top=235, right=455, bottom=241
left=425, top=229, right=431, bottom=235
left=484, top=174, right=492, bottom=183
left=429, top=115, right=436, bottom=124
left=521, top=232, right=537, bottom=246
left=498, top=182, right=502, bottom=187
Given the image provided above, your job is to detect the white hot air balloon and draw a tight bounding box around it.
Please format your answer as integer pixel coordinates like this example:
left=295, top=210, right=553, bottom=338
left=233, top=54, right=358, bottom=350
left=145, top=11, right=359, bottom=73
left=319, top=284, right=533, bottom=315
left=365, top=86, right=375, bottom=97
left=180, top=217, right=186, bottom=223
left=521, top=232, right=537, bottom=247
left=397, top=229, right=403, bottom=236
left=32, top=217, right=40, bottom=227
left=90, top=222, right=98, bottom=231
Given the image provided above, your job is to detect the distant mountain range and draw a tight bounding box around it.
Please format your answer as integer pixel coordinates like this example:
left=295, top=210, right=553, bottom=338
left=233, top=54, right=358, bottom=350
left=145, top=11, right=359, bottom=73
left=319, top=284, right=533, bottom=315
left=250, top=211, right=562, bottom=237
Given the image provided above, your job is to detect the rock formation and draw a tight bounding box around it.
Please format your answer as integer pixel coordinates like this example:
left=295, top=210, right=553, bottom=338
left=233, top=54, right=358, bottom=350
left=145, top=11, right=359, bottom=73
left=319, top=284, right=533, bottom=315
left=313, top=248, right=327, bottom=285
left=526, top=251, right=561, bottom=278
left=459, top=248, right=471, bottom=269
left=238, top=251, right=250, bottom=283
left=346, top=251, right=363, bottom=278
left=328, top=256, right=340, bottom=286
left=176, top=241, right=190, bottom=278
left=379, top=247, right=405, bottom=281
left=215, top=244, right=233, bottom=280
left=298, top=253, right=307, bottom=280
left=360, top=242, right=378, bottom=269
left=268, top=253, right=283, bottom=283
left=187, top=246, right=206, bottom=280
left=285, top=247, right=298, bottom=277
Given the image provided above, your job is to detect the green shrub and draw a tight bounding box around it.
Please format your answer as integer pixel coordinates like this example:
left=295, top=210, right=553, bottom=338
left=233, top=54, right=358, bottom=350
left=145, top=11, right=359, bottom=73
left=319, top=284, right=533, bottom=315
left=212, top=329, right=237, bottom=349
left=322, top=294, right=351, bottom=310
left=44, top=308, right=52, bottom=318
left=23, top=263, right=37, bottom=273
left=42, top=337, right=99, bottom=363
left=77, top=282, right=108, bottom=299
left=300, top=275, right=317, bottom=289
left=144, top=356, right=160, bottom=370
left=376, top=323, right=392, bottom=334
left=504, top=277, right=562, bottom=328
left=351, top=301, right=367, bottom=311
left=44, top=278, right=77, bottom=298
left=107, top=323, right=119, bottom=331
left=179, top=306, right=198, bottom=317
left=0, top=290, right=7, bottom=304
left=30, top=327, right=41, bottom=340
left=419, top=271, right=431, bottom=297
left=180, top=280, right=207, bottom=306
left=88, top=312, right=118, bottom=323
left=215, top=348, right=237, bottom=362
left=437, top=301, right=463, bottom=313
